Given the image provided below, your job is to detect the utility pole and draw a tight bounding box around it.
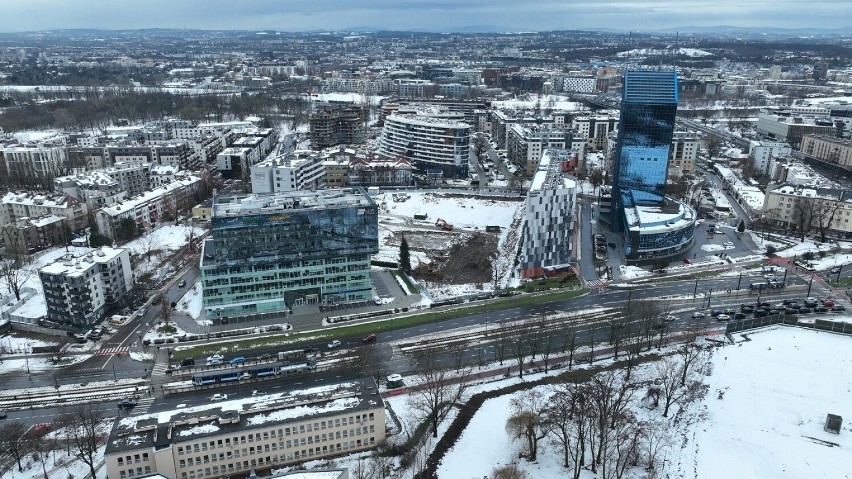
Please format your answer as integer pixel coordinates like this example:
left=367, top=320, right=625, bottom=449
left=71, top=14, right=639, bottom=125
left=706, top=288, right=712, bottom=308
left=693, top=279, right=698, bottom=297
left=807, top=276, right=813, bottom=297
left=737, top=273, right=742, bottom=291
left=836, top=265, right=843, bottom=284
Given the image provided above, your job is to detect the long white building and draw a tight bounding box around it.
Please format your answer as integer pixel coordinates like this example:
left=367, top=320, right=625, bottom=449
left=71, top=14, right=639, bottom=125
left=377, top=108, right=471, bottom=178
left=521, top=149, right=578, bottom=279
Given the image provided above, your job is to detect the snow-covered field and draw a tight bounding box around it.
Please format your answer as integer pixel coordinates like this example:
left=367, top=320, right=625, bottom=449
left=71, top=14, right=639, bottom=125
left=491, top=94, right=582, bottom=112
left=775, top=240, right=835, bottom=258
left=124, top=224, right=206, bottom=277
left=431, top=327, right=852, bottom=479
left=176, top=280, right=203, bottom=320
left=373, top=192, right=524, bottom=298
left=0, top=334, right=57, bottom=353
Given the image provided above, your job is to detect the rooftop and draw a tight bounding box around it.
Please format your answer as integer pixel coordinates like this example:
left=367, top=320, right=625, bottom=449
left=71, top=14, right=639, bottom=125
left=106, top=378, right=380, bottom=454
left=213, top=188, right=375, bottom=218
left=40, top=247, right=126, bottom=277
left=100, top=175, right=200, bottom=217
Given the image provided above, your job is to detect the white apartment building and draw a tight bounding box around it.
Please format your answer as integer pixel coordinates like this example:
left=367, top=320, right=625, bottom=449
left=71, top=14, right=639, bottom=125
left=800, top=134, right=852, bottom=168
left=0, top=142, right=68, bottom=185
left=216, top=147, right=253, bottom=180
left=571, top=112, right=619, bottom=152
left=377, top=108, right=471, bottom=178
left=320, top=77, right=395, bottom=94
left=104, top=378, right=385, bottom=479
left=95, top=175, right=202, bottom=238
left=669, top=132, right=701, bottom=176
left=39, top=247, right=133, bottom=325
left=764, top=183, right=852, bottom=238
left=507, top=123, right=585, bottom=175
left=250, top=151, right=326, bottom=193
left=756, top=109, right=835, bottom=148
left=563, top=76, right=597, bottom=93
left=749, top=140, right=792, bottom=175
left=521, top=149, right=578, bottom=279
left=0, top=191, right=89, bottom=231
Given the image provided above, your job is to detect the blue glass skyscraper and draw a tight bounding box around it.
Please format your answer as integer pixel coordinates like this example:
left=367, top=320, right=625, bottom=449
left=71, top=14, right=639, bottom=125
left=610, top=70, right=679, bottom=232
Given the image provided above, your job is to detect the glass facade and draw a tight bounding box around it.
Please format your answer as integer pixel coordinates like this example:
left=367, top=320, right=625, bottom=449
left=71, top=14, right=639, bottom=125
left=200, top=191, right=379, bottom=319
left=611, top=70, right=679, bottom=232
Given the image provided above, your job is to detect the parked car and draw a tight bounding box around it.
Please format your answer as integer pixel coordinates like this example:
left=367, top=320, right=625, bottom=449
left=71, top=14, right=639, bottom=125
left=753, top=309, right=768, bottom=318
left=723, top=241, right=734, bottom=248
left=362, top=333, right=377, bottom=343
left=734, top=313, right=746, bottom=320
left=210, top=394, right=228, bottom=401
left=829, top=267, right=841, bottom=274
left=118, top=398, right=138, bottom=410
left=327, top=340, right=342, bottom=349
left=31, top=423, right=51, bottom=435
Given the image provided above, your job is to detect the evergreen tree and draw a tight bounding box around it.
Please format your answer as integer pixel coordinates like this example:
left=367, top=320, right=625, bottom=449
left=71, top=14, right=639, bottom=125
left=737, top=220, right=746, bottom=233
left=399, top=235, right=411, bottom=275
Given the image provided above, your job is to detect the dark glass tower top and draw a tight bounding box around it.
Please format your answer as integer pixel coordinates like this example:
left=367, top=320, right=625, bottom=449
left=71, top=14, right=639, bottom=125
left=610, top=70, right=679, bottom=232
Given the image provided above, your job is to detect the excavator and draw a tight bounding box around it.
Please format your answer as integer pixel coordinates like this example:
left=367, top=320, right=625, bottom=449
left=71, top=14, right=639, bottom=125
left=435, top=218, right=454, bottom=231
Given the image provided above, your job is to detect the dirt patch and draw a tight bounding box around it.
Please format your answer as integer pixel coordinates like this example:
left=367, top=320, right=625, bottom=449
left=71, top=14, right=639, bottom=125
left=413, top=232, right=499, bottom=285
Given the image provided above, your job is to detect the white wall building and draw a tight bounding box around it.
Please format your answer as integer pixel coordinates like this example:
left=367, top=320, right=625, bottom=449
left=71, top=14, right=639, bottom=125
left=521, top=149, right=578, bottom=279
left=377, top=108, right=471, bottom=178
left=1, top=191, right=89, bottom=231
left=749, top=140, right=792, bottom=175
left=250, top=151, right=326, bottom=194
left=39, top=247, right=133, bottom=326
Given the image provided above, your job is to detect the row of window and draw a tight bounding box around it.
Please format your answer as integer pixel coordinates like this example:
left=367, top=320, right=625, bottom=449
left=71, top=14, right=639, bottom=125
left=177, top=439, right=375, bottom=479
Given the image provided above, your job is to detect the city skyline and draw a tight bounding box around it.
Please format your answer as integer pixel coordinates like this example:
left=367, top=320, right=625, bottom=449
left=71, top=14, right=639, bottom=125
left=1, top=0, right=851, bottom=33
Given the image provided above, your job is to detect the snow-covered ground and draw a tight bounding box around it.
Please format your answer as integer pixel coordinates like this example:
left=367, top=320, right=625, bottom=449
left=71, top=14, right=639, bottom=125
left=0, top=354, right=90, bottom=376
left=124, top=224, right=206, bottom=277
left=176, top=280, right=203, bottom=320
left=619, top=265, right=652, bottom=280
left=0, top=334, right=57, bottom=353
left=775, top=240, right=835, bottom=258
left=143, top=321, right=190, bottom=342
left=491, top=94, right=583, bottom=112
left=431, top=327, right=852, bottom=479
left=0, top=443, right=108, bottom=479
left=804, top=252, right=852, bottom=271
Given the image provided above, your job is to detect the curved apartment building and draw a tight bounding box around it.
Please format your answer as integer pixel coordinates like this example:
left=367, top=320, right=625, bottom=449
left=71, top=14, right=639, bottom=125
left=377, top=108, right=470, bottom=178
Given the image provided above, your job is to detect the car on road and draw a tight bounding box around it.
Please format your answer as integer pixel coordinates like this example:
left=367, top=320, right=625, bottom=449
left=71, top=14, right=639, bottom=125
left=832, top=304, right=846, bottom=312
left=830, top=267, right=841, bottom=274
left=229, top=356, right=245, bottom=365
left=32, top=423, right=51, bottom=435
left=181, top=358, right=195, bottom=367
left=138, top=307, right=147, bottom=317
left=239, top=372, right=251, bottom=380
left=211, top=394, right=228, bottom=401
left=118, top=398, right=138, bottom=410
left=363, top=333, right=377, bottom=343
left=691, top=311, right=705, bottom=319
left=723, top=241, right=734, bottom=248
left=823, top=299, right=835, bottom=307
left=717, top=314, right=730, bottom=321
left=257, top=353, right=272, bottom=361
left=0, top=409, right=7, bottom=419
left=177, top=279, right=187, bottom=287
left=665, top=315, right=678, bottom=322
left=683, top=258, right=692, bottom=264
left=327, top=340, right=342, bottom=349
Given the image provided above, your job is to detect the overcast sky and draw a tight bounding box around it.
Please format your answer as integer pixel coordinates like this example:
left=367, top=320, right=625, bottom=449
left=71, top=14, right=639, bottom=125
left=2, top=0, right=850, bottom=32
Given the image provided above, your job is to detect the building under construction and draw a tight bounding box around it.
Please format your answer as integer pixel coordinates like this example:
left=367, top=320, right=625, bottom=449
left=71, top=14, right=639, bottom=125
left=309, top=102, right=366, bottom=150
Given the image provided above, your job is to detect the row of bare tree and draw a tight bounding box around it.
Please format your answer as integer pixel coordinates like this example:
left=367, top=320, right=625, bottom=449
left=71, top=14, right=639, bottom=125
left=0, top=406, right=106, bottom=478
left=502, top=344, right=710, bottom=479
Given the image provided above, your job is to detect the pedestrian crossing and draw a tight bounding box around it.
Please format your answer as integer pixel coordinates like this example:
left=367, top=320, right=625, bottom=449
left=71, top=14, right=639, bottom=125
left=151, top=362, right=169, bottom=377
left=132, top=396, right=155, bottom=414
left=586, top=279, right=608, bottom=289
left=95, top=347, right=129, bottom=356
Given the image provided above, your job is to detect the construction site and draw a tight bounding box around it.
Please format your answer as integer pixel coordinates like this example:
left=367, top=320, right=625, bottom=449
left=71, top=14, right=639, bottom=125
left=373, top=191, right=526, bottom=298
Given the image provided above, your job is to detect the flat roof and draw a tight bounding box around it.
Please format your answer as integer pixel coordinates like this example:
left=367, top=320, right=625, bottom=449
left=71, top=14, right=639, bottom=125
left=106, top=378, right=380, bottom=454
left=213, top=188, right=375, bottom=218
left=40, top=247, right=126, bottom=277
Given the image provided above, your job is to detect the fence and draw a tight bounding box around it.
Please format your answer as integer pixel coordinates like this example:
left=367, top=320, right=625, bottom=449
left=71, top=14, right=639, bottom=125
left=726, top=315, right=852, bottom=335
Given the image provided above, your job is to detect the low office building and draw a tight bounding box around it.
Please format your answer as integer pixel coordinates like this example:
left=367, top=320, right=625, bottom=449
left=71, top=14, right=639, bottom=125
left=200, top=189, right=378, bottom=320
left=104, top=378, right=384, bottom=479
left=623, top=199, right=696, bottom=263
left=39, top=247, right=132, bottom=326
left=756, top=109, right=835, bottom=148
left=521, top=149, right=578, bottom=279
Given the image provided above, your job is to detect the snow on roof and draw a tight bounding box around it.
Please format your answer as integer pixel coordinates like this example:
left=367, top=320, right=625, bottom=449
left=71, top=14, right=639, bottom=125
left=625, top=201, right=696, bottom=233
left=100, top=175, right=200, bottom=217
left=39, top=247, right=127, bottom=277
left=246, top=397, right=360, bottom=426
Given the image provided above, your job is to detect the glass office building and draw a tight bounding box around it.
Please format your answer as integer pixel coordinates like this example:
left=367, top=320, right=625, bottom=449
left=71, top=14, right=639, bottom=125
left=200, top=189, right=378, bottom=320
left=611, top=70, right=679, bottom=231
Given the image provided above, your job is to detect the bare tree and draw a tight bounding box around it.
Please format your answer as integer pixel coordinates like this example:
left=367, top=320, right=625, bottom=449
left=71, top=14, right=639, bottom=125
left=813, top=199, right=840, bottom=243
left=508, top=323, right=531, bottom=378
left=48, top=338, right=71, bottom=364
left=0, top=421, right=29, bottom=471
left=506, top=389, right=549, bottom=461
left=604, top=412, right=642, bottom=479
left=30, top=430, right=58, bottom=479
left=137, top=233, right=162, bottom=262
left=677, top=343, right=706, bottom=387
left=655, top=356, right=701, bottom=417
left=538, top=326, right=556, bottom=373
left=494, top=321, right=511, bottom=366
left=0, top=248, right=35, bottom=301
left=640, top=419, right=671, bottom=473
left=160, top=293, right=173, bottom=324
left=704, top=134, right=722, bottom=160
left=407, top=350, right=470, bottom=438
left=350, top=344, right=387, bottom=386
left=561, top=326, right=579, bottom=369
left=68, top=405, right=107, bottom=478
left=588, top=371, right=636, bottom=468
left=792, top=197, right=815, bottom=241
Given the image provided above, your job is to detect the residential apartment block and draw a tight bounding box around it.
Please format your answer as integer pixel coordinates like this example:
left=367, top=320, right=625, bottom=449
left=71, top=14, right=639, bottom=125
left=250, top=151, right=325, bottom=194
left=763, top=183, right=852, bottom=238
left=506, top=123, right=585, bottom=175
left=377, top=108, right=471, bottom=178
left=104, top=378, right=385, bottom=479
left=95, top=175, right=202, bottom=239
left=669, top=132, right=701, bottom=176
left=0, top=191, right=89, bottom=231
left=799, top=134, right=852, bottom=168
left=0, top=214, right=68, bottom=254
left=571, top=112, right=619, bottom=152
left=39, top=247, right=133, bottom=326
left=348, top=157, right=412, bottom=187
left=521, top=149, right=578, bottom=279
left=200, top=189, right=378, bottom=320
left=749, top=140, right=792, bottom=176
left=308, top=103, right=366, bottom=149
